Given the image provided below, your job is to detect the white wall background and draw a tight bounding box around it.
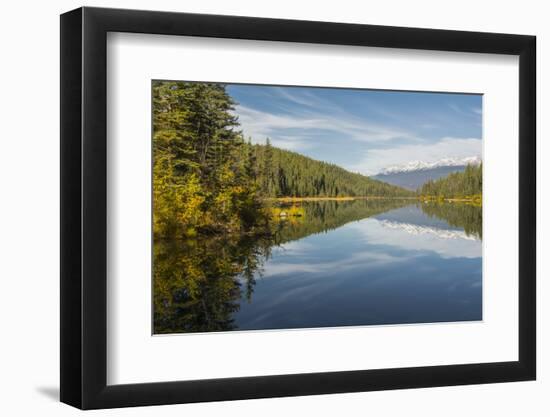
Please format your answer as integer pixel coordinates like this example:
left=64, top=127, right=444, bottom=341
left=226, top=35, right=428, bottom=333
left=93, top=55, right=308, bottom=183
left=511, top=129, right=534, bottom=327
left=0, top=0, right=545, bottom=415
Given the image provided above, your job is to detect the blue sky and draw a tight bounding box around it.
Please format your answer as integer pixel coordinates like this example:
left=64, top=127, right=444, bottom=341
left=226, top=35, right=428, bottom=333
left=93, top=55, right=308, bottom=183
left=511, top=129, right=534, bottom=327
left=226, top=84, right=482, bottom=175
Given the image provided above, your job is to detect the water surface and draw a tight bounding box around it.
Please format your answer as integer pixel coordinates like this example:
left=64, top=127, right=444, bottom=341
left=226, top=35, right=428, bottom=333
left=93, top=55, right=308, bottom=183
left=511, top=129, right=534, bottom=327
left=153, top=200, right=482, bottom=333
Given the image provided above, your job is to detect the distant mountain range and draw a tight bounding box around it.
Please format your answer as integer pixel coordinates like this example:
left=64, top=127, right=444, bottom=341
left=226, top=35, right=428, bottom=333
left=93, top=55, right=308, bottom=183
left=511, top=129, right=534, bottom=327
left=372, top=156, right=482, bottom=191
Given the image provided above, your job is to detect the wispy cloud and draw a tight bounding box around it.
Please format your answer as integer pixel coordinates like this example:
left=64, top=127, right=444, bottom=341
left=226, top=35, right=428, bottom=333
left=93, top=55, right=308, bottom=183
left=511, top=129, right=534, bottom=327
left=348, top=137, right=482, bottom=175
left=448, top=103, right=463, bottom=114
left=269, top=136, right=313, bottom=152
left=449, top=102, right=483, bottom=119
left=234, top=104, right=417, bottom=152
left=273, top=87, right=326, bottom=108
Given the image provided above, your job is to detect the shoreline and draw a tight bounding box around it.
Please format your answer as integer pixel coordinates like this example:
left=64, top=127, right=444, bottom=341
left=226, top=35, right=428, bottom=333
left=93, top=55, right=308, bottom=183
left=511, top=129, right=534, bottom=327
left=419, top=196, right=482, bottom=204
left=266, top=196, right=482, bottom=205
left=266, top=196, right=416, bottom=202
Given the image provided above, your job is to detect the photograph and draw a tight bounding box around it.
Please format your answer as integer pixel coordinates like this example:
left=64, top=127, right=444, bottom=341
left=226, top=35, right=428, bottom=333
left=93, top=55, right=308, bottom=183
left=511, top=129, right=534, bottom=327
left=152, top=81, right=483, bottom=334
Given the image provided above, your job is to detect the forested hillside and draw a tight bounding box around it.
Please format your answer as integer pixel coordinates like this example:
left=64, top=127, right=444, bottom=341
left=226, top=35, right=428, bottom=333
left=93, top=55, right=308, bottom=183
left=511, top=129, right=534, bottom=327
left=249, top=140, right=414, bottom=198
left=152, top=81, right=412, bottom=238
left=419, top=164, right=482, bottom=200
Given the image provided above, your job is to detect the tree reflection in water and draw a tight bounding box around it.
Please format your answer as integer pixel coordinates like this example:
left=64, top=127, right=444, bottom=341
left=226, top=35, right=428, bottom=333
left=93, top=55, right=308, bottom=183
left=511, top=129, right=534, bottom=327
left=419, top=201, right=482, bottom=239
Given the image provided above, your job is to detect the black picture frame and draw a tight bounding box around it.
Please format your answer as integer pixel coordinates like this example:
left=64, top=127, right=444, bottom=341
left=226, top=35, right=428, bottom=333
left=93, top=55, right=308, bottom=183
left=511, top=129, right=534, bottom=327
left=60, top=6, right=536, bottom=410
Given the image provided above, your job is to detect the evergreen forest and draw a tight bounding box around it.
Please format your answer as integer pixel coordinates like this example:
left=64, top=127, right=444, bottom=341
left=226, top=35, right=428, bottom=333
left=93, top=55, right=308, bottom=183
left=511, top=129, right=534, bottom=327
left=419, top=164, right=482, bottom=201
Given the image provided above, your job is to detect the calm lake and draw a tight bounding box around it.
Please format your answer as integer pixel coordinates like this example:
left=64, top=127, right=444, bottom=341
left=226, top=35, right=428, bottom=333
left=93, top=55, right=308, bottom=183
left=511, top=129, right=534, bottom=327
left=153, top=199, right=482, bottom=334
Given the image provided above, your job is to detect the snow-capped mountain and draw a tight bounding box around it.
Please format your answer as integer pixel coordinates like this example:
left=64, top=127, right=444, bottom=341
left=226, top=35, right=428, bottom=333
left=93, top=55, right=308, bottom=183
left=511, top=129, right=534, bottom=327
left=373, top=156, right=482, bottom=190
left=378, top=156, right=482, bottom=175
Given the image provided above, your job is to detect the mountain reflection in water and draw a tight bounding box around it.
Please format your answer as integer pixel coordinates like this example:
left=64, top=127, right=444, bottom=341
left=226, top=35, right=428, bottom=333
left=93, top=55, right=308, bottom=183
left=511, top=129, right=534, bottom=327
left=154, top=199, right=482, bottom=334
